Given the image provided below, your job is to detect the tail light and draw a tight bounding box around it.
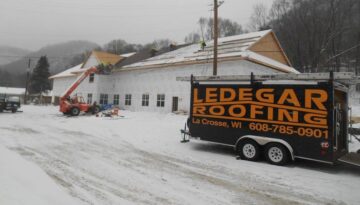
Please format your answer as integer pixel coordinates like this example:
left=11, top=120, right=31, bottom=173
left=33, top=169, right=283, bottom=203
left=321, top=142, right=329, bottom=149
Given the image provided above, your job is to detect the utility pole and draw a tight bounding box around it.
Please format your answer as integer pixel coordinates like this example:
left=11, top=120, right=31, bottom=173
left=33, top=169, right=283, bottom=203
left=213, top=0, right=218, bottom=76
left=24, top=58, right=31, bottom=104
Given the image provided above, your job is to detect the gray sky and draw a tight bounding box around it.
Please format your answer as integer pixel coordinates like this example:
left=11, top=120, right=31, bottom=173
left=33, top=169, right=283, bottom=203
left=0, top=0, right=273, bottom=51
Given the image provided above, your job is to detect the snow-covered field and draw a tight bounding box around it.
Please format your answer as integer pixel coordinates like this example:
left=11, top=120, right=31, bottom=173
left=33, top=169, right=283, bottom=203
left=0, top=105, right=359, bottom=205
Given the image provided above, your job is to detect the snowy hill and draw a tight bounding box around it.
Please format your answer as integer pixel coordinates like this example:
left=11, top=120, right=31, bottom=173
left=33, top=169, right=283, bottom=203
left=0, top=46, right=31, bottom=65
left=0, top=41, right=99, bottom=74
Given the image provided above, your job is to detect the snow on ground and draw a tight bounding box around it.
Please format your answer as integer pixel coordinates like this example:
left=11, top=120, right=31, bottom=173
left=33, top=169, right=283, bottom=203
left=0, top=105, right=360, bottom=205
left=0, top=144, right=79, bottom=205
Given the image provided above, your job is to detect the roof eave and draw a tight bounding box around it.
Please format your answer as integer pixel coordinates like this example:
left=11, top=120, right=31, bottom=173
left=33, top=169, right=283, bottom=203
left=113, top=54, right=297, bottom=74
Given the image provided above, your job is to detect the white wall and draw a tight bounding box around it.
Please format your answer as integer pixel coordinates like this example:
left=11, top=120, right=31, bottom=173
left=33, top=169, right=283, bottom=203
left=52, top=59, right=284, bottom=111
left=52, top=54, right=103, bottom=104
left=52, top=74, right=103, bottom=103
left=111, top=60, right=281, bottom=113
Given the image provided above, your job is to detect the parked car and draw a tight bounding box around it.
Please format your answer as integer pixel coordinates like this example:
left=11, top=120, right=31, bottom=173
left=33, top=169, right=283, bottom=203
left=0, top=96, right=21, bottom=113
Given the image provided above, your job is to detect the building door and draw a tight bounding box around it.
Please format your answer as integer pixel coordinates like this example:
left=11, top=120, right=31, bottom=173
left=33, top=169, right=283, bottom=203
left=172, top=97, right=179, bottom=112
left=333, top=89, right=348, bottom=160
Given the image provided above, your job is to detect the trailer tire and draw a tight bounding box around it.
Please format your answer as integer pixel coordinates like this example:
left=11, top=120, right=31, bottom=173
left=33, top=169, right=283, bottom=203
left=238, top=140, right=260, bottom=161
left=11, top=108, right=17, bottom=113
left=265, top=143, right=289, bottom=166
left=70, top=107, right=80, bottom=116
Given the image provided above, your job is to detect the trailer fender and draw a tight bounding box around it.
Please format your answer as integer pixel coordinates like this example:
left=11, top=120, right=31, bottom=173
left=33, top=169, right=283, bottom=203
left=235, top=135, right=294, bottom=160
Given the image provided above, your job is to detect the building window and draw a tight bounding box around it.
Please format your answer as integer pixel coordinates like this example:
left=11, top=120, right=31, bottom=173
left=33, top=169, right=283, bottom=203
left=113, top=94, right=120, bottom=105
left=356, top=83, right=360, bottom=92
left=87, top=93, right=92, bottom=104
left=100, top=94, right=108, bottom=104
left=157, top=94, right=165, bottom=107
left=125, top=94, right=131, bottom=106
left=142, top=94, right=149, bottom=106
left=89, top=73, right=95, bottom=83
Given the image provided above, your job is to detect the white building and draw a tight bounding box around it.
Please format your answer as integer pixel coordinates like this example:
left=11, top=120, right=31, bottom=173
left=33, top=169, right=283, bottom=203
left=49, top=51, right=124, bottom=104
left=110, top=30, right=298, bottom=113
left=51, top=30, right=299, bottom=113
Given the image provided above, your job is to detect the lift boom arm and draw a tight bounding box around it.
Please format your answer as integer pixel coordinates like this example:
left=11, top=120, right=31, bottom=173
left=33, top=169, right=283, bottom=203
left=60, top=66, right=97, bottom=101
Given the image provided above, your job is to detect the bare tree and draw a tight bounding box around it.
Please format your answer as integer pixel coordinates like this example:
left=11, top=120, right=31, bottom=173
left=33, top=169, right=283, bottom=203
left=141, top=39, right=175, bottom=51
left=269, top=0, right=359, bottom=73
left=103, top=39, right=138, bottom=55
left=248, top=3, right=269, bottom=31
left=219, top=19, right=243, bottom=37
left=185, top=17, right=243, bottom=43
left=184, top=32, right=201, bottom=44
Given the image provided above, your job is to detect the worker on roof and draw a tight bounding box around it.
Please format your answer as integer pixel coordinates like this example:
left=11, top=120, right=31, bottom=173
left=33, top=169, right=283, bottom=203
left=200, top=40, right=206, bottom=50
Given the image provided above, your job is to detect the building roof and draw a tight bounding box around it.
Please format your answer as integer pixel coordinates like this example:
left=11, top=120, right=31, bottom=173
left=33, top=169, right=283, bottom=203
left=49, top=64, right=83, bottom=79
left=49, top=51, right=126, bottom=79
left=120, top=52, right=137, bottom=58
left=0, top=87, right=25, bottom=95
left=90, top=51, right=124, bottom=66
left=118, top=30, right=299, bottom=73
left=115, top=44, right=190, bottom=68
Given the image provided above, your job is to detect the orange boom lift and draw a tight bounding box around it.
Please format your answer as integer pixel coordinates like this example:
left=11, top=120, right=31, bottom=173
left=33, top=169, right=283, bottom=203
left=59, top=66, right=100, bottom=116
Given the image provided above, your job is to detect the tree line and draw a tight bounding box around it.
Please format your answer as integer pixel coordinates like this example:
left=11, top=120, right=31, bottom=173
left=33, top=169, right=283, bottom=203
left=251, top=0, right=360, bottom=73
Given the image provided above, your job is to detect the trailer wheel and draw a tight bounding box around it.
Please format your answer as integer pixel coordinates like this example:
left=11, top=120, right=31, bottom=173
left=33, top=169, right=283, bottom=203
left=11, top=108, right=17, bottom=113
left=265, top=143, right=289, bottom=166
left=70, top=107, right=80, bottom=116
left=238, top=140, right=260, bottom=161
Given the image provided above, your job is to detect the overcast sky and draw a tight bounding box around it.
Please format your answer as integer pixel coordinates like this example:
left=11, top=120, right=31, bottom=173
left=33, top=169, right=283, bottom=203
left=0, top=0, right=273, bottom=51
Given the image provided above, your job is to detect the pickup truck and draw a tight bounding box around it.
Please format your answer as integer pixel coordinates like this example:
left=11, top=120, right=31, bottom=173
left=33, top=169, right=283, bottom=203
left=0, top=96, right=21, bottom=113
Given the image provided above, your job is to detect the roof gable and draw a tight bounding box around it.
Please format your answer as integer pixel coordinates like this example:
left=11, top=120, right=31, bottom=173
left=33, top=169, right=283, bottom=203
left=49, top=51, right=130, bottom=79
left=92, top=51, right=123, bottom=65
left=81, top=51, right=124, bottom=69
left=248, top=31, right=292, bottom=66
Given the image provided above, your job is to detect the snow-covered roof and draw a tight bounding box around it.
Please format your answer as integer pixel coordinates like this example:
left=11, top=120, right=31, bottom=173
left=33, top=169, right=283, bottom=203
left=0, top=87, right=25, bottom=95
left=245, top=52, right=299, bottom=73
left=121, top=30, right=299, bottom=73
left=49, top=64, right=83, bottom=79
left=120, top=52, right=136, bottom=58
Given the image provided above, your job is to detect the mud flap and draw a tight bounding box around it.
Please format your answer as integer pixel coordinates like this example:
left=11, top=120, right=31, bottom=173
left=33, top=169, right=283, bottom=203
left=338, top=153, right=360, bottom=167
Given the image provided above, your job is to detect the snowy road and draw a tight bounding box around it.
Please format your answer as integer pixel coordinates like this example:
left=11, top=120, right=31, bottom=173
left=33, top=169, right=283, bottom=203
left=0, top=106, right=359, bottom=205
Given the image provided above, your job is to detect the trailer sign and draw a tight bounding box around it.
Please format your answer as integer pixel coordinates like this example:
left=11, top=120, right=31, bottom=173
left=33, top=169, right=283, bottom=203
left=181, top=73, right=360, bottom=165
left=191, top=85, right=330, bottom=140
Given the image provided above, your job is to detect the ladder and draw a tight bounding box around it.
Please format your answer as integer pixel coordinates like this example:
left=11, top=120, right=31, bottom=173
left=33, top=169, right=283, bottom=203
left=176, top=72, right=360, bottom=85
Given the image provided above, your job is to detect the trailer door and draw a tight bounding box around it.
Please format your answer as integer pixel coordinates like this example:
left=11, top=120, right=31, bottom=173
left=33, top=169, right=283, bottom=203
left=333, top=89, right=348, bottom=159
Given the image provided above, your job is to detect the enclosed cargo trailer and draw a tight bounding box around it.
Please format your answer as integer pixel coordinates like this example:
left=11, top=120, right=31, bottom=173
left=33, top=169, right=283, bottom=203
left=178, top=72, right=360, bottom=166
